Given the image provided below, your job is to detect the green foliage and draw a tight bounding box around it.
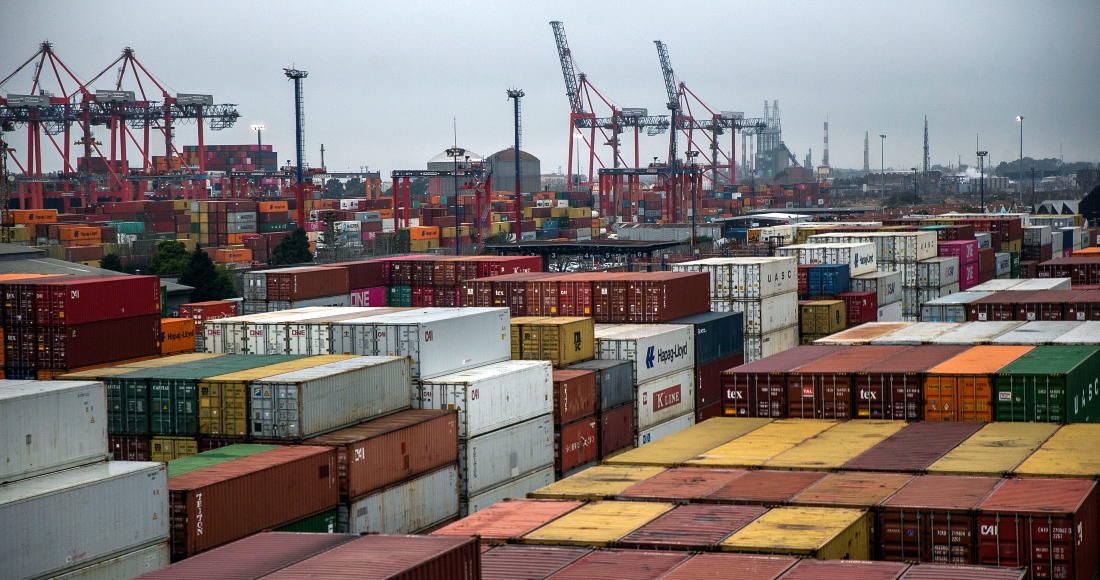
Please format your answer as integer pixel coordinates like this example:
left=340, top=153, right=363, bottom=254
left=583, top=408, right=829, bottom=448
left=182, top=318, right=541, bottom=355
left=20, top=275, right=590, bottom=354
left=409, top=177, right=429, bottom=197
left=480, top=232, right=512, bottom=248
left=148, top=240, right=190, bottom=276
left=179, top=246, right=236, bottom=301
left=270, top=228, right=313, bottom=265
left=322, top=178, right=345, bottom=199
left=99, top=252, right=124, bottom=272
left=343, top=177, right=366, bottom=198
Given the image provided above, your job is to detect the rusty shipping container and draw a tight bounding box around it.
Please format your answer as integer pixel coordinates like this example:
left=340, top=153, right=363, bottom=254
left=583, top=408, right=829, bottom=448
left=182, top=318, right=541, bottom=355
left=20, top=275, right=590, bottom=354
left=924, top=346, right=1034, bottom=422
left=547, top=549, right=690, bottom=579
left=786, top=346, right=910, bottom=420
left=626, top=271, right=711, bottom=322
left=853, top=345, right=972, bottom=420
left=700, top=469, right=826, bottom=506
left=618, top=503, right=768, bottom=551
left=136, top=532, right=358, bottom=579
left=879, top=475, right=1004, bottom=564
left=721, top=346, right=851, bottom=418
left=616, top=467, right=747, bottom=503
left=657, top=553, right=798, bottom=580
left=36, top=314, right=161, bottom=370
left=555, top=416, right=599, bottom=474
left=432, top=498, right=585, bottom=545
left=481, top=545, right=591, bottom=580
left=599, top=403, right=635, bottom=458
left=305, top=410, right=458, bottom=500
left=843, top=422, right=984, bottom=472
left=266, top=267, right=351, bottom=301
left=261, top=534, right=481, bottom=580
left=167, top=445, right=339, bottom=560
left=789, top=472, right=915, bottom=510
left=552, top=370, right=599, bottom=425
left=25, top=275, right=161, bottom=326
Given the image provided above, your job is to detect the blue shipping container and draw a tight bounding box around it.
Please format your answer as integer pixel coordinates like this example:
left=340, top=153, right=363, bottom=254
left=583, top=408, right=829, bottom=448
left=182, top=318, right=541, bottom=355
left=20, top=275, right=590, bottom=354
left=807, top=264, right=850, bottom=296
left=670, top=311, right=744, bottom=366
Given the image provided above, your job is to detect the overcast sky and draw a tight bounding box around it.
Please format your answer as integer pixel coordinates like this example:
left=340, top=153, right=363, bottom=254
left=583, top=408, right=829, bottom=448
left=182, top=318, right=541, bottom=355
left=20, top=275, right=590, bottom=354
left=3, top=0, right=1098, bottom=178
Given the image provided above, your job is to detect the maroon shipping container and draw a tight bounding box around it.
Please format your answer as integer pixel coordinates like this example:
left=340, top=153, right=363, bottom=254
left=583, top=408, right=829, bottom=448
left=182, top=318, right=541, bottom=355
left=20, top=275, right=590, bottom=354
left=781, top=560, right=910, bottom=580
left=36, top=314, right=160, bottom=370
left=433, top=285, right=458, bottom=307
left=178, top=300, right=238, bottom=324
left=625, top=272, right=710, bottom=323
left=1065, top=289, right=1100, bottom=321
left=978, top=248, right=996, bottom=274
left=305, top=410, right=457, bottom=500
left=838, top=291, right=879, bottom=326
left=459, top=277, right=494, bottom=307
left=879, top=475, right=1004, bottom=564
left=798, top=265, right=811, bottom=297
left=411, top=285, right=435, bottom=307
left=323, top=259, right=385, bottom=289
left=696, top=401, right=722, bottom=423
left=789, top=472, right=914, bottom=510
left=785, top=346, right=909, bottom=420
left=266, top=267, right=350, bottom=301
left=899, top=564, right=1028, bottom=580
left=616, top=468, right=746, bottom=502
left=556, top=273, right=595, bottom=317
left=599, top=403, right=634, bottom=458
left=700, top=469, right=826, bottom=506
left=525, top=275, right=561, bottom=317
left=660, top=553, right=797, bottom=580
left=696, top=353, right=744, bottom=410
left=555, top=416, right=599, bottom=474
left=1015, top=290, right=1084, bottom=321
left=477, top=255, right=542, bottom=277
left=721, top=346, right=851, bottom=418
left=977, top=478, right=1100, bottom=580
left=547, top=549, right=689, bottom=580
left=1019, top=260, right=1039, bottom=279
left=843, top=422, right=984, bottom=473
left=619, top=504, right=767, bottom=551
left=197, top=437, right=238, bottom=452
left=552, top=370, right=599, bottom=425
left=1037, top=257, right=1100, bottom=286
left=4, top=326, right=38, bottom=367
left=108, top=435, right=150, bottom=461
left=481, top=545, right=590, bottom=580
left=2, top=278, right=38, bottom=325
left=853, top=346, right=972, bottom=420
left=136, top=532, right=358, bottom=580
left=168, top=445, right=339, bottom=560
left=967, top=291, right=1038, bottom=321
left=263, top=534, right=481, bottom=580
left=591, top=272, right=633, bottom=323
left=977, top=270, right=996, bottom=284
left=23, top=275, right=160, bottom=327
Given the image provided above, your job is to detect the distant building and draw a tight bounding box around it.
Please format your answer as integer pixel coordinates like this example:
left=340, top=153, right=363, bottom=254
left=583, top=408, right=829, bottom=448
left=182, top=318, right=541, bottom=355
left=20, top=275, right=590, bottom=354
left=1077, top=169, right=1100, bottom=193
left=426, top=148, right=485, bottom=196
left=487, top=148, right=541, bottom=194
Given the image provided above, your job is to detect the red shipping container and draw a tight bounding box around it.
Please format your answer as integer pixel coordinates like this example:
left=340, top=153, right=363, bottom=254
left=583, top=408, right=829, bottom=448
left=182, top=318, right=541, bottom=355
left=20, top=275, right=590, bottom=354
left=977, top=478, right=1099, bottom=580
left=843, top=422, right=984, bottom=473
left=853, top=345, right=971, bottom=420
left=264, top=535, right=480, bottom=580
left=700, top=470, right=826, bottom=506
left=548, top=549, right=688, bottom=580
left=524, top=276, right=560, bottom=317
left=968, top=291, right=1038, bottom=322
left=108, top=435, right=150, bottom=461
left=599, top=403, right=634, bottom=458
left=960, top=262, right=979, bottom=290
left=305, top=410, right=458, bottom=500
left=168, top=445, right=339, bottom=560
left=785, top=345, right=909, bottom=420
left=480, top=545, right=591, bottom=580
left=696, top=401, right=722, bottom=423
left=266, top=267, right=350, bottom=301
left=626, top=272, right=710, bottom=323
left=939, top=240, right=979, bottom=265
left=798, top=265, right=811, bottom=297
left=27, top=275, right=160, bottom=327
left=721, top=346, right=851, bottom=418
left=696, top=353, right=744, bottom=410
left=978, top=247, right=996, bottom=274
left=178, top=300, right=238, bottom=324
left=879, top=475, right=1004, bottom=564
left=838, top=291, right=878, bottom=325
left=1015, top=290, right=1083, bottom=321
left=658, top=553, right=797, bottom=580
left=899, top=564, right=1027, bottom=580
left=4, top=326, right=38, bottom=368
left=36, top=314, right=161, bottom=370
left=432, top=285, right=458, bottom=307
left=1066, top=290, right=1100, bottom=321
left=555, top=416, right=598, bottom=474
left=411, top=285, right=435, bottom=307
left=1020, top=260, right=1039, bottom=278
left=551, top=370, right=599, bottom=425
left=324, top=259, right=385, bottom=289
left=616, top=468, right=746, bottom=503
left=592, top=273, right=633, bottom=323
left=138, top=532, right=358, bottom=580
left=556, top=273, right=595, bottom=317
left=476, top=255, right=542, bottom=277
left=618, top=504, right=767, bottom=551
left=458, top=278, right=494, bottom=307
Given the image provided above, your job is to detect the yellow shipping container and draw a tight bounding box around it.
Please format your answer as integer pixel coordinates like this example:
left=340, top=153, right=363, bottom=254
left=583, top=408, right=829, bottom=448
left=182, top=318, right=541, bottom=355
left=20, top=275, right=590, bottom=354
left=683, top=419, right=837, bottom=468
left=441, top=226, right=472, bottom=238
left=150, top=436, right=198, bottom=462
left=528, top=465, right=667, bottom=500
left=409, top=239, right=440, bottom=252
left=720, top=507, right=872, bottom=559
left=800, top=301, right=846, bottom=335
left=520, top=317, right=594, bottom=367
left=566, top=207, right=589, bottom=219
left=604, top=418, right=773, bottom=467
left=927, top=422, right=1058, bottom=476
left=198, top=355, right=354, bottom=436
left=1012, top=424, right=1100, bottom=479
left=522, top=501, right=674, bottom=547
left=489, top=222, right=512, bottom=234
left=550, top=207, right=568, bottom=218
left=509, top=317, right=547, bottom=360
left=2, top=226, right=32, bottom=242
left=763, top=421, right=906, bottom=471
left=1000, top=239, right=1023, bottom=252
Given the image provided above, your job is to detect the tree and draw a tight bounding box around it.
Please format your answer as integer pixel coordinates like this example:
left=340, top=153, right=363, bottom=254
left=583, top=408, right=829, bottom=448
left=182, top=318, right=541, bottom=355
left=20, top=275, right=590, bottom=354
left=179, top=246, right=237, bottom=301
left=99, top=252, right=124, bottom=272
left=148, top=240, right=190, bottom=276
left=322, top=178, right=345, bottom=199
left=270, top=228, right=313, bottom=265
left=409, top=177, right=429, bottom=197
left=344, top=177, right=366, bottom=198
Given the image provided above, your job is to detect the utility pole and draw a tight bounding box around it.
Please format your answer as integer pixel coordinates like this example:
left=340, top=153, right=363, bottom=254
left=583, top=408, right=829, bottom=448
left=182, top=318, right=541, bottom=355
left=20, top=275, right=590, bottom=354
left=1016, top=115, right=1024, bottom=206
left=507, top=88, right=524, bottom=243
left=447, top=145, right=465, bottom=254
left=284, top=66, right=309, bottom=226
left=685, top=149, right=699, bottom=251
left=977, top=150, right=988, bottom=213
left=251, top=124, right=264, bottom=197
left=879, top=135, right=886, bottom=198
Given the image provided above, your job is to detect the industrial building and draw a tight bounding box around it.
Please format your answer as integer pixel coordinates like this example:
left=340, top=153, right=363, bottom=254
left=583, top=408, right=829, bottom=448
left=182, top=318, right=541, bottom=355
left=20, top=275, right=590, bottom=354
left=487, top=148, right=541, bottom=194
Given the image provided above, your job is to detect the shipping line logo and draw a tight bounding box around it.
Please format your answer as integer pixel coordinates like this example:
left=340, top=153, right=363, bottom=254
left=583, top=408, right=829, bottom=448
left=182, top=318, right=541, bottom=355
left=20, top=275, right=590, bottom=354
left=645, top=342, right=690, bottom=369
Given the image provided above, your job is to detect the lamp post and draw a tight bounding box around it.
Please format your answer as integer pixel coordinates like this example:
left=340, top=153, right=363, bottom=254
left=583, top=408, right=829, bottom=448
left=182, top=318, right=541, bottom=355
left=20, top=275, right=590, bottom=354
left=912, top=167, right=919, bottom=209
left=685, top=149, right=699, bottom=251
left=977, top=150, right=988, bottom=213
left=446, top=146, right=465, bottom=254
left=879, top=135, right=886, bottom=198
left=573, top=131, right=583, bottom=188
left=251, top=124, right=264, bottom=198
left=1016, top=115, right=1024, bottom=206
left=1030, top=166, right=1036, bottom=208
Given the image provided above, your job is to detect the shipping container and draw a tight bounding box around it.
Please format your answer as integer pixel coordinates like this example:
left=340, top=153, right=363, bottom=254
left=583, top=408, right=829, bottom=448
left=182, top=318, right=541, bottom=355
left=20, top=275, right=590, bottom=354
left=417, top=360, right=552, bottom=438
left=852, top=345, right=971, bottom=420
left=670, top=311, right=744, bottom=365
left=926, top=422, right=1059, bottom=476
left=714, top=291, right=800, bottom=335
left=529, top=465, right=667, bottom=500
left=719, top=507, right=873, bottom=559
left=789, top=472, right=914, bottom=509
left=480, top=545, right=590, bottom=580
left=1014, top=424, right=1100, bottom=479
left=1015, top=291, right=1085, bottom=322
left=780, top=559, right=911, bottom=580
left=15, top=275, right=161, bottom=326
left=671, top=256, right=798, bottom=299
left=166, top=444, right=277, bottom=477
left=625, top=271, right=711, bottom=322
left=159, top=318, right=197, bottom=355
left=800, top=300, right=847, bottom=336
left=596, top=324, right=694, bottom=384
left=306, top=409, right=457, bottom=500
left=463, top=466, right=555, bottom=515
left=786, top=346, right=910, bottom=420
left=843, top=422, right=984, bottom=472
left=994, top=345, right=1100, bottom=423
left=699, top=469, right=827, bottom=505
left=167, top=445, right=339, bottom=560
left=599, top=402, right=635, bottom=458
left=924, top=345, right=1035, bottom=422
left=765, top=421, right=908, bottom=470
left=635, top=368, right=695, bottom=432
left=109, top=434, right=150, bottom=461
left=341, top=463, right=459, bottom=534
left=898, top=563, right=1028, bottom=580
left=274, top=508, right=337, bottom=533
left=1053, top=321, right=1100, bottom=344
left=967, top=292, right=1037, bottom=322
left=743, top=325, right=800, bottom=362
left=684, top=419, right=837, bottom=468
left=361, top=307, right=511, bottom=379
left=976, top=478, right=1099, bottom=580
left=265, top=267, right=350, bottom=301
left=931, top=321, right=1025, bottom=345
left=721, top=346, right=851, bottom=417
left=555, top=416, right=598, bottom=474
left=852, top=270, right=903, bottom=308
left=695, top=352, right=745, bottom=410
left=870, top=323, right=961, bottom=345
left=619, top=503, right=767, bottom=551
left=522, top=500, right=675, bottom=547
left=36, top=314, right=162, bottom=370
left=261, top=534, right=480, bottom=580
left=551, top=370, right=598, bottom=425
left=567, top=358, right=634, bottom=411
left=150, top=436, right=198, bottom=462
left=460, top=414, right=554, bottom=498
left=50, top=542, right=169, bottom=580
left=776, top=243, right=878, bottom=276
left=605, top=417, right=771, bottom=468
left=614, top=467, right=746, bottom=502
left=921, top=292, right=995, bottom=323
left=0, top=380, right=107, bottom=484
left=432, top=498, right=584, bottom=544
left=655, top=553, right=797, bottom=580
left=0, top=461, right=168, bottom=580
left=546, top=549, right=690, bottom=579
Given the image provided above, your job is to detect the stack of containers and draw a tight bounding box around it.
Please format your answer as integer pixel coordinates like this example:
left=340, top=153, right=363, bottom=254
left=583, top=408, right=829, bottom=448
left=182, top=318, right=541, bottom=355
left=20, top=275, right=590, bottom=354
left=923, top=345, right=1035, bottom=422
left=0, top=380, right=170, bottom=579
left=550, top=370, right=600, bottom=478
left=669, top=311, right=745, bottom=422
left=595, top=324, right=697, bottom=446
left=241, top=266, right=351, bottom=314
left=566, top=358, right=636, bottom=460
left=415, top=360, right=555, bottom=515
left=799, top=300, right=846, bottom=344
left=916, top=255, right=961, bottom=307
left=1022, top=225, right=1053, bottom=264
left=920, top=291, right=993, bottom=322
left=672, top=257, right=799, bottom=362
left=178, top=299, right=239, bottom=352
left=851, top=270, right=904, bottom=322
left=938, top=240, right=978, bottom=291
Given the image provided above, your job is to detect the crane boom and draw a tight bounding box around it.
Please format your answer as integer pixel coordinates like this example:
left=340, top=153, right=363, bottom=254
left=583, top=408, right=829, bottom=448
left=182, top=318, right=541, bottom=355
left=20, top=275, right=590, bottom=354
left=654, top=40, right=678, bottom=108
left=550, top=21, right=584, bottom=115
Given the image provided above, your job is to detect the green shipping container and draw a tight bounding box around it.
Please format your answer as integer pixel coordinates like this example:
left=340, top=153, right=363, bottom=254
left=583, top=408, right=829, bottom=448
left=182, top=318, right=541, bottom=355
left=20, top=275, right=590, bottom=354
left=160, top=284, right=168, bottom=317
left=387, top=285, right=412, bottom=307
left=259, top=222, right=289, bottom=233
left=994, top=345, right=1100, bottom=423
left=275, top=508, right=338, bottom=533
left=167, top=444, right=278, bottom=477
left=1009, top=251, right=1021, bottom=278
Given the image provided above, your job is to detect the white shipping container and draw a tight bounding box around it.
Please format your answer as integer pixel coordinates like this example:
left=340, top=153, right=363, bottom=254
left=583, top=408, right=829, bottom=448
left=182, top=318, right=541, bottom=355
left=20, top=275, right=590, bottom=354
left=266, top=294, right=352, bottom=311
left=415, top=360, right=552, bottom=439
left=51, top=542, right=169, bottom=580
left=671, top=257, right=797, bottom=299
left=341, top=464, right=459, bottom=534
left=460, top=414, right=554, bottom=497
left=743, top=325, right=799, bottom=363
left=242, top=271, right=267, bottom=300
left=991, top=321, right=1084, bottom=345
left=879, top=261, right=918, bottom=287
left=870, top=322, right=961, bottom=345
left=634, top=369, right=695, bottom=432
left=462, top=467, right=554, bottom=516
left=917, top=257, right=960, bottom=288
left=1052, top=231, right=1064, bottom=254
left=918, top=283, right=960, bottom=306
left=1009, top=278, right=1072, bottom=291
left=876, top=301, right=905, bottom=322
left=1052, top=322, right=1100, bottom=345
left=335, top=220, right=362, bottom=233
left=0, top=461, right=168, bottom=580
left=969, top=279, right=1027, bottom=292
left=635, top=411, right=695, bottom=447
left=920, top=291, right=994, bottom=322
left=851, top=271, right=902, bottom=307
left=368, top=308, right=511, bottom=379
left=251, top=356, right=411, bottom=439
left=975, top=232, right=993, bottom=250
left=711, top=291, right=799, bottom=335
left=1023, top=225, right=1052, bottom=246
left=776, top=243, right=876, bottom=276
left=1, top=380, right=108, bottom=484
left=994, top=252, right=1012, bottom=276
left=596, top=324, right=694, bottom=385
left=930, top=321, right=1025, bottom=345
left=891, top=231, right=939, bottom=262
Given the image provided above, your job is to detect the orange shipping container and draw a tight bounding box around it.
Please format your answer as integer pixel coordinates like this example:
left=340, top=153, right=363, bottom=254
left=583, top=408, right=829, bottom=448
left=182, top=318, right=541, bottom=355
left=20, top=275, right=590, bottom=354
left=1072, top=248, right=1100, bottom=257
left=59, top=226, right=102, bottom=241
left=258, top=201, right=289, bottom=212
left=923, top=346, right=1034, bottom=422
left=227, top=234, right=244, bottom=245
left=377, top=208, right=393, bottom=219
left=10, top=209, right=58, bottom=224
left=214, top=248, right=252, bottom=263
left=160, top=318, right=197, bottom=354
left=409, top=226, right=440, bottom=240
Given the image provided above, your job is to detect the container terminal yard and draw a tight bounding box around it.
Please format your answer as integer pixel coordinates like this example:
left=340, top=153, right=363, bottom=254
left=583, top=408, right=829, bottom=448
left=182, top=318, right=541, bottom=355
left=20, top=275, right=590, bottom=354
left=2, top=3, right=1099, bottom=579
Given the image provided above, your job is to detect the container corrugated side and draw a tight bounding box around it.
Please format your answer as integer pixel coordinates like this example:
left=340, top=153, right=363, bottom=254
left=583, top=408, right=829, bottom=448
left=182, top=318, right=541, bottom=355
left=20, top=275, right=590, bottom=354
left=683, top=420, right=837, bottom=468
left=461, top=414, right=554, bottom=498
left=657, top=553, right=797, bottom=580
left=368, top=307, right=512, bottom=379
left=417, top=360, right=553, bottom=438
left=763, top=421, right=907, bottom=471
left=50, top=542, right=169, bottom=580
left=719, top=507, right=873, bottom=559
left=0, top=461, right=168, bottom=580
left=619, top=503, right=767, bottom=551
left=529, top=465, right=667, bottom=501
left=463, top=467, right=555, bottom=516
left=780, top=559, right=910, bottom=580
left=341, top=463, right=459, bottom=534
left=924, top=345, right=1035, bottom=422
left=566, top=358, right=633, bottom=411
left=870, top=323, right=962, bottom=345
left=635, top=369, right=695, bottom=432
left=0, top=380, right=107, bottom=484
left=615, top=467, right=747, bottom=502
left=546, top=548, right=690, bottom=579
left=522, top=500, right=675, bottom=547
left=432, top=498, right=584, bottom=544
left=251, top=356, right=411, bottom=439
left=700, top=469, right=826, bottom=506
left=789, top=472, right=914, bottom=510
left=930, top=321, right=1025, bottom=344
left=596, top=324, right=695, bottom=384
left=1013, top=424, right=1100, bottom=478
left=604, top=417, right=772, bottom=467
left=994, top=345, right=1100, bottom=423
left=926, top=422, right=1059, bottom=476
left=843, top=422, right=985, bottom=473
left=898, top=563, right=1028, bottom=580
left=133, top=531, right=358, bottom=580
left=481, top=545, right=590, bottom=580
left=261, top=534, right=481, bottom=580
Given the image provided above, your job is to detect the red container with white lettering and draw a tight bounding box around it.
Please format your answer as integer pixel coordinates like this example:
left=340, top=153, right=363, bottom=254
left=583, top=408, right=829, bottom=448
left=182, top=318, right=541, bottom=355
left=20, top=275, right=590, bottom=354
left=555, top=416, right=599, bottom=474
left=552, top=370, right=599, bottom=425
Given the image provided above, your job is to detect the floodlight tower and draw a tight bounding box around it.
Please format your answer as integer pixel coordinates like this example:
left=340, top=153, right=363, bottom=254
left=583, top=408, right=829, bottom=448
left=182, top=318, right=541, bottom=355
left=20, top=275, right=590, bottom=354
left=284, top=66, right=308, bottom=225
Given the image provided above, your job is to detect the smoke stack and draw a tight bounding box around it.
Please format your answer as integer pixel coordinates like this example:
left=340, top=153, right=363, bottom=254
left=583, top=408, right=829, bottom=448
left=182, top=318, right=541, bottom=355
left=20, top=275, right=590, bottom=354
left=863, top=131, right=870, bottom=172
left=823, top=121, right=829, bottom=168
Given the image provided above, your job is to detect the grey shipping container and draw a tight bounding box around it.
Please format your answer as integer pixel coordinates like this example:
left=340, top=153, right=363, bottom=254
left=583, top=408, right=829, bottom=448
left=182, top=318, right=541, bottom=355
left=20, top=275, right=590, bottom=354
left=50, top=542, right=169, bottom=580
left=0, top=461, right=168, bottom=580
left=920, top=292, right=994, bottom=323
left=462, top=467, right=555, bottom=516
left=415, top=360, right=553, bottom=439
left=566, top=359, right=634, bottom=412
left=1, top=380, right=108, bottom=484
left=461, top=414, right=554, bottom=498
left=340, top=463, right=460, bottom=534
left=251, top=356, right=411, bottom=439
